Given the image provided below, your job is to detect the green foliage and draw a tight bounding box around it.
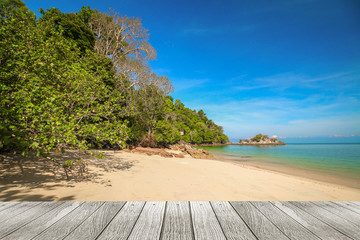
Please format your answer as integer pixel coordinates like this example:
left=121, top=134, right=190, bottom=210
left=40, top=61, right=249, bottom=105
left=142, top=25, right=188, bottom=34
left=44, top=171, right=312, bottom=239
left=0, top=0, right=229, bottom=178
left=1, top=1, right=129, bottom=158
left=152, top=98, right=229, bottom=145
left=154, top=120, right=181, bottom=144
left=251, top=134, right=272, bottom=142
left=0, top=0, right=32, bottom=20
left=251, top=134, right=264, bottom=142
left=38, top=7, right=95, bottom=53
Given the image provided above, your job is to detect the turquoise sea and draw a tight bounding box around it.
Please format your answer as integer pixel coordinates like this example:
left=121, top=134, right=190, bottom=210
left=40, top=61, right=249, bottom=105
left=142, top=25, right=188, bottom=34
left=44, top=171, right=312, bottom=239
left=201, top=143, right=360, bottom=188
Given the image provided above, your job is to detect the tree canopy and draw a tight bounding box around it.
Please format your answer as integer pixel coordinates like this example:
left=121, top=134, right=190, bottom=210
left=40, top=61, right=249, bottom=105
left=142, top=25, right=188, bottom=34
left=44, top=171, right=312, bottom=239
left=0, top=0, right=229, bottom=165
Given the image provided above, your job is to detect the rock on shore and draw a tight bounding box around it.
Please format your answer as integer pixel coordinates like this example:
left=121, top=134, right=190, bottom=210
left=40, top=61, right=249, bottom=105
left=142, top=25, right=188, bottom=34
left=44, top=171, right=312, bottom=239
left=238, top=139, right=285, bottom=145
left=170, top=143, right=214, bottom=159
left=128, top=143, right=214, bottom=159
left=130, top=147, right=185, bottom=158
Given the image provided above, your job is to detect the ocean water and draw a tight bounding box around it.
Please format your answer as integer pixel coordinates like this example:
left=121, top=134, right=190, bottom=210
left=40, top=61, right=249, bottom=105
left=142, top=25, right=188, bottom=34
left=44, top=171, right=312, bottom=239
left=201, top=144, right=360, bottom=188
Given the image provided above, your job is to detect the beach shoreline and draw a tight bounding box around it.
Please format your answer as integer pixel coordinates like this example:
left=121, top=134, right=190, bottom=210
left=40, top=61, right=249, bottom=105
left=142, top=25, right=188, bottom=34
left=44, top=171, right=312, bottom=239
left=1, top=150, right=360, bottom=201
left=210, top=152, right=360, bottom=190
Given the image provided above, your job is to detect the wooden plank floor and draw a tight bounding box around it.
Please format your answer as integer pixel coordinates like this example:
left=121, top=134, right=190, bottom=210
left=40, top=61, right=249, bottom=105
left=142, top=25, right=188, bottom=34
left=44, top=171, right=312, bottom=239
left=0, top=202, right=359, bottom=240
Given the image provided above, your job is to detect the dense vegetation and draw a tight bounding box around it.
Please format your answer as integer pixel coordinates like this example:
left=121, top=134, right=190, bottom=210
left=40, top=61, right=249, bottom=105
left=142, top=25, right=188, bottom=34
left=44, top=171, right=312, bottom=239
left=0, top=0, right=229, bottom=163
left=251, top=134, right=270, bottom=142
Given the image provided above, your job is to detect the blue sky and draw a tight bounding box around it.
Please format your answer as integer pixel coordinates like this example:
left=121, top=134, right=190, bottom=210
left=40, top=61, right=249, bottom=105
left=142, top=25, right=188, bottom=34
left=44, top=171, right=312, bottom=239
left=26, top=0, right=360, bottom=140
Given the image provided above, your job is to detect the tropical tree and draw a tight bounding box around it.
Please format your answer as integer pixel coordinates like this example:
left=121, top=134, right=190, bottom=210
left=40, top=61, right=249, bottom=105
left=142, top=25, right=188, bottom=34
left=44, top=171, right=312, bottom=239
left=1, top=1, right=229, bottom=178
left=0, top=2, right=129, bottom=176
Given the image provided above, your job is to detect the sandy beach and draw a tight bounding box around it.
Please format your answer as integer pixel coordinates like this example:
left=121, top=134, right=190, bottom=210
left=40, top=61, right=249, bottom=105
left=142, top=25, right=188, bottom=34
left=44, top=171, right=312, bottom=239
left=1, top=150, right=360, bottom=201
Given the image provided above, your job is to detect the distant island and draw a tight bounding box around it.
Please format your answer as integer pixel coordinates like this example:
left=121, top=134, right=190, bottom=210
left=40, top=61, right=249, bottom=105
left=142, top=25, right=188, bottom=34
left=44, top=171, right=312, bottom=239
left=238, top=134, right=286, bottom=145
left=195, top=134, right=286, bottom=146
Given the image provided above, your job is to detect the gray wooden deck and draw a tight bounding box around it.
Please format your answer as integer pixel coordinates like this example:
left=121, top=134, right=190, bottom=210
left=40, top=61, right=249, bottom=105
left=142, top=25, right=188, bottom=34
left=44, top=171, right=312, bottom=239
left=0, top=201, right=359, bottom=240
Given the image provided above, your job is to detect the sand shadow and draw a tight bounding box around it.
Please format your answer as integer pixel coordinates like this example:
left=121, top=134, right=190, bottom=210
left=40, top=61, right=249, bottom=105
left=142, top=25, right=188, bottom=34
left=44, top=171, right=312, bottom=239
left=86, top=150, right=134, bottom=172
left=0, top=186, right=76, bottom=201
left=0, top=150, right=134, bottom=200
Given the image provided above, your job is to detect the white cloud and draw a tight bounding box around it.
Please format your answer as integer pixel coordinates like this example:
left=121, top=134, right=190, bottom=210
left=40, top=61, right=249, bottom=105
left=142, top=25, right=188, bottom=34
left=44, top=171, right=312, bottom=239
left=233, top=72, right=355, bottom=92
left=173, top=78, right=210, bottom=92
left=174, top=71, right=360, bottom=139
left=188, top=96, right=360, bottom=139
left=333, top=134, right=343, bottom=137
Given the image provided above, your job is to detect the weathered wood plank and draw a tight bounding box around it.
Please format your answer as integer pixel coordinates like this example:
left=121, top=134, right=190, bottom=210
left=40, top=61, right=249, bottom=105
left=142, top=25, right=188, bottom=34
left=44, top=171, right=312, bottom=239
left=230, top=201, right=288, bottom=240
left=97, top=201, right=145, bottom=240
left=252, top=201, right=320, bottom=240
left=332, top=201, right=360, bottom=216
left=127, top=201, right=166, bottom=240
left=311, top=201, right=360, bottom=227
left=210, top=201, right=256, bottom=240
left=63, top=202, right=125, bottom=240
left=32, top=201, right=103, bottom=240
left=1, top=201, right=359, bottom=240
left=0, top=201, right=41, bottom=224
left=0, top=201, right=20, bottom=213
left=290, top=202, right=360, bottom=239
left=344, top=201, right=360, bottom=208
left=272, top=201, right=351, bottom=240
left=0, top=201, right=14, bottom=206
left=0, top=202, right=64, bottom=238
left=2, top=202, right=82, bottom=240
left=161, top=201, right=193, bottom=240
left=190, top=201, right=226, bottom=240
left=348, top=201, right=360, bottom=207
left=334, top=202, right=360, bottom=215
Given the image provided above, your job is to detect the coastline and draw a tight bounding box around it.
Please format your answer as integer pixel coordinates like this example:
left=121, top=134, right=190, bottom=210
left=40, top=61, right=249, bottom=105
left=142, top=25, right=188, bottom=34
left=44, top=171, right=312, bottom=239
left=195, top=142, right=285, bottom=146
left=211, top=152, right=360, bottom=190
left=1, top=150, right=360, bottom=201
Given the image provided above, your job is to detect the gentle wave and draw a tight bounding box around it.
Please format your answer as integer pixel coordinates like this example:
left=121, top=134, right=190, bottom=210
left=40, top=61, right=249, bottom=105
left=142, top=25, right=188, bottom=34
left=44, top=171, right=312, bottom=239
left=202, top=143, right=360, bottom=188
